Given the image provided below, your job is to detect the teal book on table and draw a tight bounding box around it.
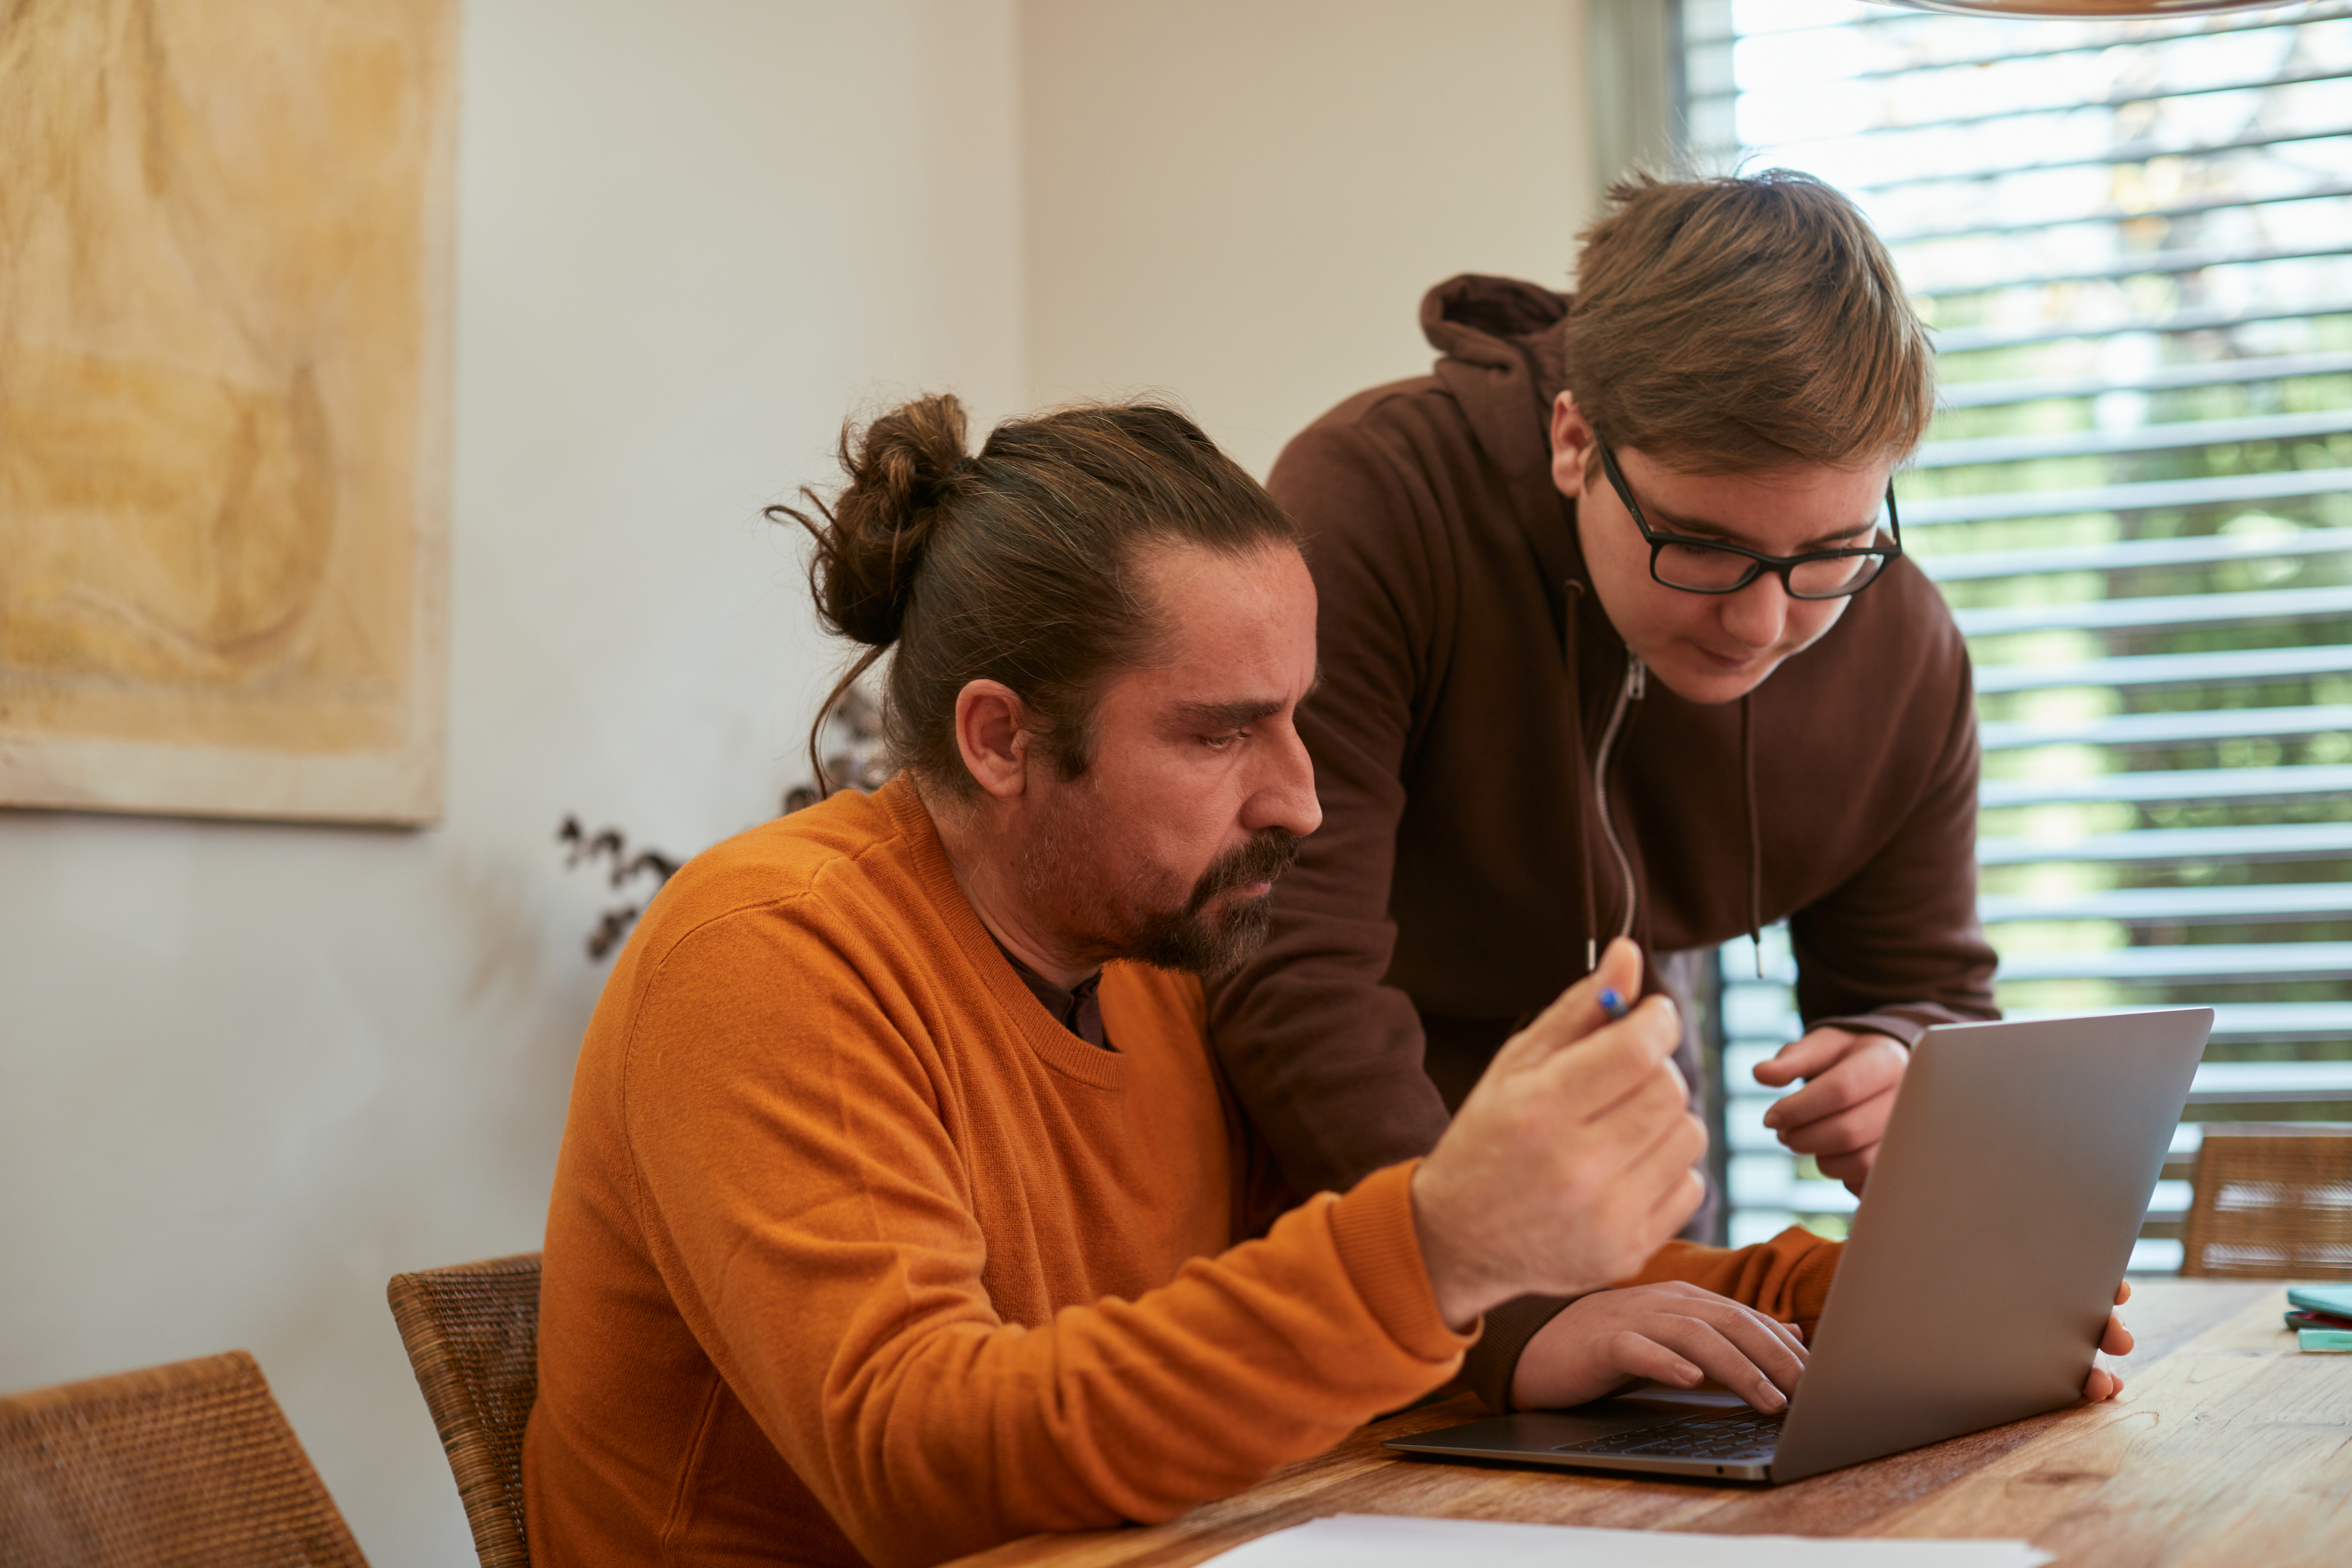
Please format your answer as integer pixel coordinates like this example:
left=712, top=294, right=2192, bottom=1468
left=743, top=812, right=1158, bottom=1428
left=2287, top=1285, right=2352, bottom=1319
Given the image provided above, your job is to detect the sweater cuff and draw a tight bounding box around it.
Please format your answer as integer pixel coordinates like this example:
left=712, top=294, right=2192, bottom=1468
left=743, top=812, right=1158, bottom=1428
left=1810, top=1011, right=1926, bottom=1048
left=1459, top=1293, right=1577, bottom=1412
left=1786, top=1228, right=1844, bottom=1335
left=1326, top=1160, right=1478, bottom=1365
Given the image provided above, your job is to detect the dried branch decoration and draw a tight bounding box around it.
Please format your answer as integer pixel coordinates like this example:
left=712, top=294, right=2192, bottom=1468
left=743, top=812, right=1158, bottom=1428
left=783, top=682, right=889, bottom=813
left=556, top=816, right=682, bottom=960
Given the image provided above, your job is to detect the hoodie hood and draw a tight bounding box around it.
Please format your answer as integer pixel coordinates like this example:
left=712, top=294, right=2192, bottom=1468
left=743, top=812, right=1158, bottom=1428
left=1419, top=276, right=1590, bottom=655
left=1419, top=273, right=1573, bottom=375
left=1420, top=275, right=1574, bottom=493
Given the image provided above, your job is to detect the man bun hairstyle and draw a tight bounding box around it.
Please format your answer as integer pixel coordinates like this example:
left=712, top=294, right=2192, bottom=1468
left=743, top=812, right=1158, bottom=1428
left=1562, top=169, right=1934, bottom=475
left=777, top=394, right=1300, bottom=799
left=803, top=394, right=970, bottom=649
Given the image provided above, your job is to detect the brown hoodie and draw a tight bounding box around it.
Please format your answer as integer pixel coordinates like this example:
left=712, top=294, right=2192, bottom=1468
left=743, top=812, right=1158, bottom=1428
left=1206, top=275, right=1998, bottom=1398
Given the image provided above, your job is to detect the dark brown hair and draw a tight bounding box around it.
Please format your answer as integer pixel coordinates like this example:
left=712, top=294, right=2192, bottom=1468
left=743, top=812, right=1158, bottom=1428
left=774, top=395, right=1300, bottom=799
left=1563, top=169, right=1933, bottom=474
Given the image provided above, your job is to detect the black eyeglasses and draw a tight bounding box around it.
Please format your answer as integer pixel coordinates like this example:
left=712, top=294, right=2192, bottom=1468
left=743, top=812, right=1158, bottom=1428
left=1595, top=435, right=1902, bottom=600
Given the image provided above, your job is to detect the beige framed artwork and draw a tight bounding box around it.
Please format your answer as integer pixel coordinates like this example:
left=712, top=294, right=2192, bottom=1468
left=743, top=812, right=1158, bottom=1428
left=0, top=0, right=456, bottom=825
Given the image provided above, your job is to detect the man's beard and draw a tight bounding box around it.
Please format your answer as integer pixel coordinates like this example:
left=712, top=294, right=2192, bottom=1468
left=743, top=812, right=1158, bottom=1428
left=1018, top=790, right=1301, bottom=980
left=1123, top=828, right=1300, bottom=978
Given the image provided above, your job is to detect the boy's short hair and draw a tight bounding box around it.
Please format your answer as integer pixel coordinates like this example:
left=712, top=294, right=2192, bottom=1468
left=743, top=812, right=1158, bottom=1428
left=1562, top=169, right=1933, bottom=474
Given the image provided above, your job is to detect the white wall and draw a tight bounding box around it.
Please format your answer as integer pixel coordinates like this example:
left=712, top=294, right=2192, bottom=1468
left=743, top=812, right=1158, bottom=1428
left=1021, top=0, right=1595, bottom=479
left=0, top=5, right=1597, bottom=1564
left=0, top=4, right=1022, bottom=1564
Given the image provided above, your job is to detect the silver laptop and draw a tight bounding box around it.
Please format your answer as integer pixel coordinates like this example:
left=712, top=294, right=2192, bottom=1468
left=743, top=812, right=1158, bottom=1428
left=1386, top=1007, right=2212, bottom=1484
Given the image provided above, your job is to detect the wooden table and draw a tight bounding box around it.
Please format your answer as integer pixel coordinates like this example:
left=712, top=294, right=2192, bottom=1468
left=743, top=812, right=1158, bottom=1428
left=953, top=1282, right=2352, bottom=1567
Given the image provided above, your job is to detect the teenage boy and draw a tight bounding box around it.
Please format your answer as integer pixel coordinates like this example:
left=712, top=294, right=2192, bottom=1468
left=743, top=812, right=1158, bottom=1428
left=1209, top=171, right=2002, bottom=1408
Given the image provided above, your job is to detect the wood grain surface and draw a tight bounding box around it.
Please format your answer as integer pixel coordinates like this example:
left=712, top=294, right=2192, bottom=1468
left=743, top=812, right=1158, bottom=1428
left=947, top=1281, right=2347, bottom=1568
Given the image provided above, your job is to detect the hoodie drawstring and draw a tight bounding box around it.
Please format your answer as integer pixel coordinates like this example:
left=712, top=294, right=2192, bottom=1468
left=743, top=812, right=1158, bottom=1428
left=1739, top=691, right=1763, bottom=979
left=1590, top=650, right=1645, bottom=974
left=1562, top=584, right=1605, bottom=972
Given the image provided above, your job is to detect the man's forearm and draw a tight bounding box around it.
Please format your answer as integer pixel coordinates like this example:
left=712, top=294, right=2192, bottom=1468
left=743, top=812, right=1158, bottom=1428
left=761, top=1164, right=1469, bottom=1568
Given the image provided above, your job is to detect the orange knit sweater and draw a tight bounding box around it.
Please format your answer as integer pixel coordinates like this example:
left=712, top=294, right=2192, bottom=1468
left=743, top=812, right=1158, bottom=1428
left=523, top=780, right=1842, bottom=1568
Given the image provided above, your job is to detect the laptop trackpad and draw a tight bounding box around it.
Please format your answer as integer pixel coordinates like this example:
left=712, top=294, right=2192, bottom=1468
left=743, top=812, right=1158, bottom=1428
left=1408, top=1397, right=1695, bottom=1454
left=1610, top=1383, right=1756, bottom=1415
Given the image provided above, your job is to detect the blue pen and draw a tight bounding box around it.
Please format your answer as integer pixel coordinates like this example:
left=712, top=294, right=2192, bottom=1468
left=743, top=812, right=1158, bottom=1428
left=1598, top=987, right=1632, bottom=1022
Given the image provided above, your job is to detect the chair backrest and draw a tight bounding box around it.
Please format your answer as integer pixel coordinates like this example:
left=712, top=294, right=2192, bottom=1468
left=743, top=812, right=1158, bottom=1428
left=2181, top=1123, right=2352, bottom=1279
left=386, top=1251, right=541, bottom=1568
left=0, top=1349, right=369, bottom=1567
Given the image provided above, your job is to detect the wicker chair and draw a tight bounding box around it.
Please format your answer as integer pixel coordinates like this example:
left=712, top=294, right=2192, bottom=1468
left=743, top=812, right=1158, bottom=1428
left=0, top=1349, right=369, bottom=1567
left=2180, top=1123, right=2352, bottom=1280
left=386, top=1252, right=542, bottom=1568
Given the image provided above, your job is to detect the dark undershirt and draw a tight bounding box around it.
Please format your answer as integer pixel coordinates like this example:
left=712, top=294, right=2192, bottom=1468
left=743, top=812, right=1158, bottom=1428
left=992, top=938, right=1110, bottom=1051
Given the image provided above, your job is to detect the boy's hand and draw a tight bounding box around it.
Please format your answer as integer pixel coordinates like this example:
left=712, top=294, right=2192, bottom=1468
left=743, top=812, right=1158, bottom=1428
left=1753, top=1026, right=1908, bottom=1192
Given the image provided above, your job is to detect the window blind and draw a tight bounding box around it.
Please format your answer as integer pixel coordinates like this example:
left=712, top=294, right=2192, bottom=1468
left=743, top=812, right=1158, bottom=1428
left=1679, top=0, right=2352, bottom=1267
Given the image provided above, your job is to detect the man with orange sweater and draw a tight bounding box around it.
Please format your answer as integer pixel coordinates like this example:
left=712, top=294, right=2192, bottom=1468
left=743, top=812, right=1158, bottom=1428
left=523, top=398, right=2121, bottom=1568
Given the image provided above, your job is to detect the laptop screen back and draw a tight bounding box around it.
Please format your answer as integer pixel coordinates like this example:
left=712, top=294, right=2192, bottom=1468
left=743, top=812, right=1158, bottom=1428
left=1769, top=1008, right=2211, bottom=1483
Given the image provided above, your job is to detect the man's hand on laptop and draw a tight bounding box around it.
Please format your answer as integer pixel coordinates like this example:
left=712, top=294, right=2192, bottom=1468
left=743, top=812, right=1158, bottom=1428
left=1503, top=1280, right=2135, bottom=1412
left=1508, top=1281, right=1807, bottom=1413
left=1411, top=939, right=1708, bottom=1333
left=1752, top=1026, right=1909, bottom=1194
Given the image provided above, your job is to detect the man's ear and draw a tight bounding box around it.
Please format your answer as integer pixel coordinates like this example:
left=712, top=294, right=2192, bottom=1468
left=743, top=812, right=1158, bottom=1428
left=1549, top=391, right=1596, bottom=500
left=953, top=680, right=1033, bottom=800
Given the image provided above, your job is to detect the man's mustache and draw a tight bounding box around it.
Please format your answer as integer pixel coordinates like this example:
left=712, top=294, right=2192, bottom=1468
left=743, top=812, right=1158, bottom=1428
left=1184, top=830, right=1302, bottom=914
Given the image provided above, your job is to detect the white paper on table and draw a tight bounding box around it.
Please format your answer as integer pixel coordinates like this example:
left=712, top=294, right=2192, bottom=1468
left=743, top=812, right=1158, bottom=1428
left=1198, top=1514, right=2054, bottom=1568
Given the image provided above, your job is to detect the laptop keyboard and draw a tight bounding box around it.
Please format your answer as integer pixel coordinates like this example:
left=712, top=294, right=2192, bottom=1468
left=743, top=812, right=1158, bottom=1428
left=1553, top=1409, right=1785, bottom=1462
